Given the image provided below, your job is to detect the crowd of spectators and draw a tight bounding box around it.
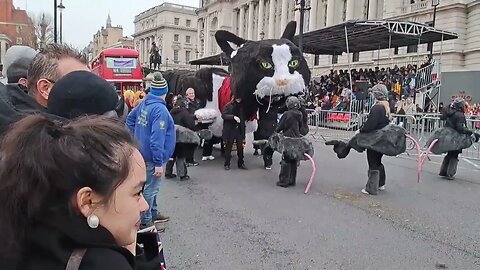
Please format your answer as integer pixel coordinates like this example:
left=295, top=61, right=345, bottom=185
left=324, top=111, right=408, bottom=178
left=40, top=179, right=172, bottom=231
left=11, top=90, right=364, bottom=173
left=303, top=59, right=440, bottom=115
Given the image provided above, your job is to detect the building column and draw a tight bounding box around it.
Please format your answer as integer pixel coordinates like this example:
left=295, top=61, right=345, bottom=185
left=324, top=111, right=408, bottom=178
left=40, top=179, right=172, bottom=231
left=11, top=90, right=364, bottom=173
left=258, top=0, right=265, bottom=39
left=239, top=5, right=245, bottom=38
left=268, top=0, right=275, bottom=38
left=280, top=0, right=289, bottom=31
left=309, top=0, right=318, bottom=31
left=204, top=16, right=210, bottom=55
left=232, top=9, right=238, bottom=35
left=346, top=0, right=355, bottom=20
left=326, top=0, right=335, bottom=26
left=247, top=2, right=255, bottom=40
left=295, top=5, right=301, bottom=32
left=197, top=19, right=202, bottom=57
left=143, top=38, right=147, bottom=64
left=368, top=0, right=377, bottom=20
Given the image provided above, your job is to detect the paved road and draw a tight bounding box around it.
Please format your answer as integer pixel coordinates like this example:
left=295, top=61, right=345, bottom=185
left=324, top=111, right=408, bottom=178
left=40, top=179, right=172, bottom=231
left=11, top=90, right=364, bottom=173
left=158, top=138, right=480, bottom=270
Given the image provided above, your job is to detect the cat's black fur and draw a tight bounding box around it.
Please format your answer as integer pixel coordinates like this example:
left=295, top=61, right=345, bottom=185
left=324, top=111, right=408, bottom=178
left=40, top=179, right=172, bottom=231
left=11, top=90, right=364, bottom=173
left=215, top=21, right=311, bottom=122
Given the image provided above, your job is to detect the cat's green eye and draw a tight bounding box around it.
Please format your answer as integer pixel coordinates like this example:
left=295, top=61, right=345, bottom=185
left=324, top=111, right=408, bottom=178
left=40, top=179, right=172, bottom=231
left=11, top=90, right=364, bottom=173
left=288, top=59, right=299, bottom=68
left=260, top=61, right=273, bottom=69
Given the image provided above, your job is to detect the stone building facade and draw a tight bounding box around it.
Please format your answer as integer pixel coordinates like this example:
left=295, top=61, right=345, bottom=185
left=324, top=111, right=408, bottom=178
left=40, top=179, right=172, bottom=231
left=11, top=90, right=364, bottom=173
left=197, top=0, right=480, bottom=74
left=133, top=3, right=198, bottom=70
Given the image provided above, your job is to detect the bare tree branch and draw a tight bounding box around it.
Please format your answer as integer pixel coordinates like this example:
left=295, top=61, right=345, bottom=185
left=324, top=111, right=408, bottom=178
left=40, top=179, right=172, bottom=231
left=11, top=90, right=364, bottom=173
left=32, top=12, right=54, bottom=49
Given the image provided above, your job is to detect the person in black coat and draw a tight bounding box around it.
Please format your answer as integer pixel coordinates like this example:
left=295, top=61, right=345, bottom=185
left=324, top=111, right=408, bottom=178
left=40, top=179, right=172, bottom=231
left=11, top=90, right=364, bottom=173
left=360, top=84, right=390, bottom=195
left=222, top=96, right=247, bottom=170
left=275, top=96, right=306, bottom=187
left=0, top=116, right=163, bottom=270
left=438, top=98, right=475, bottom=180
left=166, top=95, right=197, bottom=180
left=253, top=104, right=281, bottom=169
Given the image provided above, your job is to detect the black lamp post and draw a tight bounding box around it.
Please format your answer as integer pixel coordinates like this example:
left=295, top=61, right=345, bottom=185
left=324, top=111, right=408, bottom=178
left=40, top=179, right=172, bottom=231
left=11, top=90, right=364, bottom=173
left=295, top=0, right=310, bottom=53
left=54, top=0, right=58, bottom=43
left=57, top=0, right=65, bottom=44
left=429, top=0, right=440, bottom=58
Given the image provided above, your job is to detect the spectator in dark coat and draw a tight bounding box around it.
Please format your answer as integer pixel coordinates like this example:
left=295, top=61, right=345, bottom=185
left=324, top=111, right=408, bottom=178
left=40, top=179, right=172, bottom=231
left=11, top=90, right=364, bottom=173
left=166, top=95, right=196, bottom=180
left=360, top=84, right=390, bottom=195
left=275, top=96, right=306, bottom=187
left=222, top=96, right=247, bottom=170
left=438, top=98, right=475, bottom=180
left=185, top=88, right=200, bottom=166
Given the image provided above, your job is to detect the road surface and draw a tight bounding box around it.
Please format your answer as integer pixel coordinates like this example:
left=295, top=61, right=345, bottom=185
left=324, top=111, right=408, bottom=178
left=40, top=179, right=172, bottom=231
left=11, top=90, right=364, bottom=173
left=158, top=139, right=480, bottom=270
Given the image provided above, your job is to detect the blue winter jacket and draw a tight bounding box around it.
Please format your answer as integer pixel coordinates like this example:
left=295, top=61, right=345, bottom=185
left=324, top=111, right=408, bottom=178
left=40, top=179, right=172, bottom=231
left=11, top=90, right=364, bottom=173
left=126, top=94, right=176, bottom=167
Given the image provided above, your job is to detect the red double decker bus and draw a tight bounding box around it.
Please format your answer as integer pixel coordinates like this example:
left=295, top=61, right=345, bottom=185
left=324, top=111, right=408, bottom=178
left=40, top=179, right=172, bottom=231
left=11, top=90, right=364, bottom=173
left=91, top=48, right=143, bottom=95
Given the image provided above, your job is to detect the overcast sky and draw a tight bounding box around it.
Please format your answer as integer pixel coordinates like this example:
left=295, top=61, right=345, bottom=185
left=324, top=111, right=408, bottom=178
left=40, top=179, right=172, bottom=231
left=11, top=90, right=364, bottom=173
left=13, top=0, right=199, bottom=49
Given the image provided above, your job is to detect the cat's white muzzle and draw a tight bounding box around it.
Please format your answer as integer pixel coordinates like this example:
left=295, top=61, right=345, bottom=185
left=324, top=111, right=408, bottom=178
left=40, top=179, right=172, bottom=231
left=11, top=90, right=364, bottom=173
left=254, top=71, right=305, bottom=99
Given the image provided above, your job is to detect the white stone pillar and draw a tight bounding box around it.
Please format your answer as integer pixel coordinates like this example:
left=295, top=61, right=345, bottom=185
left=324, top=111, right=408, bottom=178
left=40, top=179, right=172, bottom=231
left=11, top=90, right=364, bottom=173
left=309, top=0, right=318, bottom=31
left=346, top=0, right=355, bottom=20
left=197, top=19, right=202, bottom=57
left=368, top=0, right=377, bottom=20
left=204, top=16, right=210, bottom=55
left=231, top=9, right=238, bottom=35
left=280, top=0, right=289, bottom=31
left=247, top=2, right=255, bottom=40
left=268, top=0, right=275, bottom=38
left=295, top=1, right=301, bottom=34
left=326, top=0, right=335, bottom=26
left=239, top=5, right=245, bottom=38
left=258, top=0, right=265, bottom=39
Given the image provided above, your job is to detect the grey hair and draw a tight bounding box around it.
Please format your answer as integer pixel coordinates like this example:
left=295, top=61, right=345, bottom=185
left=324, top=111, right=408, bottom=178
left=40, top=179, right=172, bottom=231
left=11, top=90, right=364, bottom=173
left=27, top=43, right=87, bottom=94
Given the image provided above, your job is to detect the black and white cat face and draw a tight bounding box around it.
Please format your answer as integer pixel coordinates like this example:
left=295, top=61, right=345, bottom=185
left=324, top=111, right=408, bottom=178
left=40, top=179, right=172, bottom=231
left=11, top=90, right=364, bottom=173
left=215, top=21, right=311, bottom=116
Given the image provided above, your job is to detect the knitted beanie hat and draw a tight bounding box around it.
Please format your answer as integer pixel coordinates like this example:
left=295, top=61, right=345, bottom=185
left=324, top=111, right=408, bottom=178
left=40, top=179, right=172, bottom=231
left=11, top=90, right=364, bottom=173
left=371, top=84, right=389, bottom=101
left=150, top=72, right=169, bottom=96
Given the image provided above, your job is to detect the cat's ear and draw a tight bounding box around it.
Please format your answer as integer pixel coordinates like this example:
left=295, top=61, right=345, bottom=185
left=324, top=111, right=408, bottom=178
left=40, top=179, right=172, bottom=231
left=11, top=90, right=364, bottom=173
left=215, top=30, right=247, bottom=58
left=281, top=21, right=297, bottom=41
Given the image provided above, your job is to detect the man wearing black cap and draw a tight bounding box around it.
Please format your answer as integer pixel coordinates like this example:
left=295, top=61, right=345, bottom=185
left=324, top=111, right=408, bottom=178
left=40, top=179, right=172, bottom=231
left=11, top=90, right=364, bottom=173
left=47, top=70, right=127, bottom=120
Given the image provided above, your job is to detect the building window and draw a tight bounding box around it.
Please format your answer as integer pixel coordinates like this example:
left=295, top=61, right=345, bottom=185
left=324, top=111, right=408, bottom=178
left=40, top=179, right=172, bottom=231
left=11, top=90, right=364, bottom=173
left=186, top=19, right=191, bottom=27
left=394, top=47, right=399, bottom=55
left=407, top=44, right=418, bottom=53
left=314, top=54, right=320, bottom=66
left=186, top=51, right=191, bottom=63
left=352, top=52, right=359, bottom=62
left=16, top=37, right=23, bottom=44
left=174, top=34, right=179, bottom=42
left=332, top=54, right=338, bottom=64
left=186, top=36, right=191, bottom=43
left=174, top=17, right=180, bottom=25
left=174, top=50, right=179, bottom=63
left=16, top=26, right=22, bottom=33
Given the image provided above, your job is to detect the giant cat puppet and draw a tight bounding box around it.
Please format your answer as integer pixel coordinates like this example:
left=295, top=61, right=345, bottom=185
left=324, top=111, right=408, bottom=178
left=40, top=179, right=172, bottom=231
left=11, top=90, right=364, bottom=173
left=161, top=21, right=311, bottom=142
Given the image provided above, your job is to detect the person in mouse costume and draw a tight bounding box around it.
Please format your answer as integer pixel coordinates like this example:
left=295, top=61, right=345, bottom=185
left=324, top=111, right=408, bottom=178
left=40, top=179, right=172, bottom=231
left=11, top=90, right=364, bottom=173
left=426, top=98, right=480, bottom=180
left=325, top=84, right=407, bottom=195
left=269, top=96, right=313, bottom=187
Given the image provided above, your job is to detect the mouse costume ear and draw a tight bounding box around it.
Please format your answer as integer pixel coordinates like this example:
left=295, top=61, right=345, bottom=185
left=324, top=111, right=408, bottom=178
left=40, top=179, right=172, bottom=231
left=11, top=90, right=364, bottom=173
left=215, top=30, right=247, bottom=58
left=281, top=21, right=297, bottom=41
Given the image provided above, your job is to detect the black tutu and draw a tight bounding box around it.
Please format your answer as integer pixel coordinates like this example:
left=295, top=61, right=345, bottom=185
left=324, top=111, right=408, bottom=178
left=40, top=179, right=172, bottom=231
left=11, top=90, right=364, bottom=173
left=426, top=127, right=473, bottom=154
left=268, top=133, right=314, bottom=161
left=326, top=124, right=407, bottom=159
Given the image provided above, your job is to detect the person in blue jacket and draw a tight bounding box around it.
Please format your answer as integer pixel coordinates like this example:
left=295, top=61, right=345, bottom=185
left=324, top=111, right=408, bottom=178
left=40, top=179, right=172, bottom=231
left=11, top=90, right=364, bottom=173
left=127, top=72, right=175, bottom=229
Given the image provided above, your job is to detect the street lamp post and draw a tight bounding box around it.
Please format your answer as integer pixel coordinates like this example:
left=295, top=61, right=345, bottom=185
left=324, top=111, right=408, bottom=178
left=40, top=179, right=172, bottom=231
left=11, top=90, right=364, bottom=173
left=429, top=0, right=440, bottom=58
left=53, top=0, right=58, bottom=43
left=295, top=0, right=311, bottom=53
left=57, top=0, right=65, bottom=44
